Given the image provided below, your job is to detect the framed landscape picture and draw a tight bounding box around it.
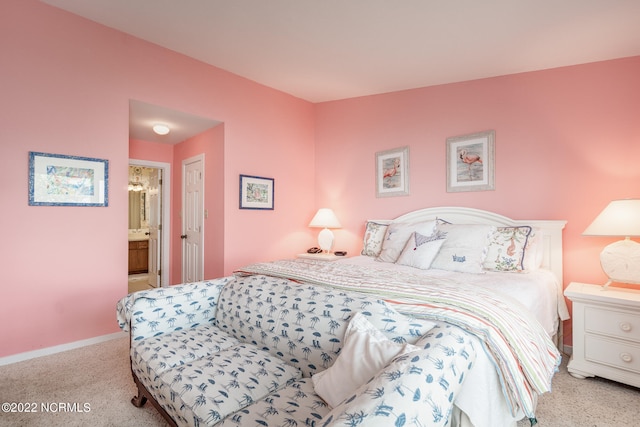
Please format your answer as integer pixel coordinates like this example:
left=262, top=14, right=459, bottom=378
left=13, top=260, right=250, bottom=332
left=446, top=130, right=495, bottom=192
left=28, top=151, right=109, bottom=206
left=239, top=174, right=274, bottom=210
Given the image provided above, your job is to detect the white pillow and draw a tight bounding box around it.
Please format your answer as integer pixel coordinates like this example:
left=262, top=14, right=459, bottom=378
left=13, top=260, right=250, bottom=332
left=430, top=223, right=495, bottom=274
left=396, top=231, right=446, bottom=270
left=312, top=312, right=418, bottom=408
left=376, top=220, right=437, bottom=263
left=322, top=327, right=477, bottom=427
left=361, top=221, right=389, bottom=257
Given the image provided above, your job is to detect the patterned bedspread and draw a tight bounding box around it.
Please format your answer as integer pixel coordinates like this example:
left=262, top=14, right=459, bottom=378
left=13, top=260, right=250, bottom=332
left=236, top=258, right=561, bottom=420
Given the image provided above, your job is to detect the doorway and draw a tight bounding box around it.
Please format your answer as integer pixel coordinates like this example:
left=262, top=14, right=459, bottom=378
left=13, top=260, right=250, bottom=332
left=128, top=99, right=224, bottom=286
left=181, top=154, right=205, bottom=283
left=128, top=159, right=171, bottom=290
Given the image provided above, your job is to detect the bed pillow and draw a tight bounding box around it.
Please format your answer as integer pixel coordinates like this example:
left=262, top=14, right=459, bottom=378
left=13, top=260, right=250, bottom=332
left=312, top=312, right=419, bottom=408
left=430, top=223, right=495, bottom=274
left=321, top=326, right=477, bottom=427
left=396, top=231, right=446, bottom=270
left=376, top=220, right=437, bottom=263
left=361, top=221, right=389, bottom=257
left=483, top=226, right=534, bottom=272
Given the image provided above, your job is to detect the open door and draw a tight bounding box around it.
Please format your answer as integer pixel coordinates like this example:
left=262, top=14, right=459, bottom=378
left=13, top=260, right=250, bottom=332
left=147, top=167, right=162, bottom=288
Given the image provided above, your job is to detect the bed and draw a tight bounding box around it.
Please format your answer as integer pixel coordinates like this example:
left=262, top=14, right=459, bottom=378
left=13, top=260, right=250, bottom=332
left=236, top=206, right=569, bottom=427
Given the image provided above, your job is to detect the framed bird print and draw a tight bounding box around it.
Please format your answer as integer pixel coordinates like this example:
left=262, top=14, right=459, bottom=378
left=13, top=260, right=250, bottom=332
left=446, top=130, right=495, bottom=192
left=376, top=146, right=409, bottom=197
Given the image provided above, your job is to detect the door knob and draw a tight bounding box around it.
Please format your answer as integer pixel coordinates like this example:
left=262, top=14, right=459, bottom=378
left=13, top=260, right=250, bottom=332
left=180, top=234, right=187, bottom=239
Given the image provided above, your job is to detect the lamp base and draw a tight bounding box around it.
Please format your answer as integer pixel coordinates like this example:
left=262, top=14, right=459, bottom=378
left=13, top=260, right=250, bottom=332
left=317, top=228, right=335, bottom=253
left=600, top=238, right=640, bottom=288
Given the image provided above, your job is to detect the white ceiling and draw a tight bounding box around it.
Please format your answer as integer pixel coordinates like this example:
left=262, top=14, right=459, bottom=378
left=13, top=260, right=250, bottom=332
left=42, top=0, right=640, bottom=142
left=129, top=100, right=221, bottom=145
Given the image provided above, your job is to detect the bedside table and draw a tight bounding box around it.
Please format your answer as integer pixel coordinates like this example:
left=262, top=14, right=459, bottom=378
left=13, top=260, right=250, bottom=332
left=296, top=253, right=342, bottom=261
left=564, top=282, right=640, bottom=387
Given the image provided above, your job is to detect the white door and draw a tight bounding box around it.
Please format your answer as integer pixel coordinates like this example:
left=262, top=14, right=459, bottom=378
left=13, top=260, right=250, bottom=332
left=182, top=155, right=205, bottom=283
left=147, top=168, right=162, bottom=288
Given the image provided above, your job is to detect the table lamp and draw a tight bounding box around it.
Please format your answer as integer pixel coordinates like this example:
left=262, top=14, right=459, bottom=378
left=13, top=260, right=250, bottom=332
left=583, top=198, right=640, bottom=288
left=309, top=208, right=342, bottom=253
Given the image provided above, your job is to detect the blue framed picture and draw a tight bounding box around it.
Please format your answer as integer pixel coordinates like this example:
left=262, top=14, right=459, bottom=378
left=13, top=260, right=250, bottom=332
left=239, top=174, right=274, bottom=210
left=28, top=151, right=109, bottom=206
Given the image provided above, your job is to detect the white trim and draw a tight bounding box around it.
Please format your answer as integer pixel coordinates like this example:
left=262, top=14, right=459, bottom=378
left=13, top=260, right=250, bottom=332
left=374, top=206, right=567, bottom=287
left=0, top=331, right=126, bottom=366
left=181, top=154, right=205, bottom=283
left=129, top=159, right=171, bottom=288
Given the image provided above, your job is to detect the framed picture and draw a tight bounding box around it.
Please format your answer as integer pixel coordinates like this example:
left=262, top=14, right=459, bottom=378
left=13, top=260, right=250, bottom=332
left=446, top=130, right=495, bottom=192
left=376, top=146, right=410, bottom=197
left=28, top=151, right=109, bottom=206
left=239, top=174, right=274, bottom=210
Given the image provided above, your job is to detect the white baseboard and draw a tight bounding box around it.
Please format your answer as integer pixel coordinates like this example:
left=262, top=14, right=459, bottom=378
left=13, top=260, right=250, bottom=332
left=0, top=331, right=127, bottom=367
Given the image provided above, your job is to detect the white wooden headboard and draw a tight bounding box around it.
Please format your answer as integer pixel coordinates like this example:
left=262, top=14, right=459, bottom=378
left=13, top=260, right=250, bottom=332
left=375, top=206, right=567, bottom=287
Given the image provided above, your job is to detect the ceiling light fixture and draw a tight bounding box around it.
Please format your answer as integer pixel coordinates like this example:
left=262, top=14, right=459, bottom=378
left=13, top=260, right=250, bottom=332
left=152, top=123, right=170, bottom=135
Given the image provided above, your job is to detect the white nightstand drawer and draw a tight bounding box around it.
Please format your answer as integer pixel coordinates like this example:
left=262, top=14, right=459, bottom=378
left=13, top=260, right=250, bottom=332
left=585, top=335, right=640, bottom=374
left=585, top=306, right=640, bottom=343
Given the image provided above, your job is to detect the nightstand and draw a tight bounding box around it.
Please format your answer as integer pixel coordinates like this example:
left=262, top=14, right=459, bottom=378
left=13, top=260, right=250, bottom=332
left=296, top=253, right=342, bottom=261
left=564, top=282, right=640, bottom=387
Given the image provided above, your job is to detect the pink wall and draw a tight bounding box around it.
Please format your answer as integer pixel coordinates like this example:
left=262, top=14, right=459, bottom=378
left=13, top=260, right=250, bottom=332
left=314, top=56, right=640, bottom=345
left=130, top=139, right=175, bottom=165
left=1, top=0, right=637, bottom=358
left=0, top=0, right=315, bottom=358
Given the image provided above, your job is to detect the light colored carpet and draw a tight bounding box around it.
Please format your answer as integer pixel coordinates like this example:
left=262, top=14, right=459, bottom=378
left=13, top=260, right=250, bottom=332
left=0, top=338, right=638, bottom=426
left=514, top=352, right=640, bottom=427
left=0, top=337, right=168, bottom=427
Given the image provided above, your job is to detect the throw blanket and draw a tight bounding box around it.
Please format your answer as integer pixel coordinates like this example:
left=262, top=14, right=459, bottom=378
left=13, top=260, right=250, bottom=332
left=236, top=259, right=561, bottom=420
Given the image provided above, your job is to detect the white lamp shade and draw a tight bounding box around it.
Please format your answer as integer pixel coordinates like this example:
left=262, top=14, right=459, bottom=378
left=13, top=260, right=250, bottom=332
left=308, top=208, right=341, bottom=229
left=309, top=208, right=341, bottom=252
left=583, top=199, right=640, bottom=237
left=583, top=199, right=640, bottom=287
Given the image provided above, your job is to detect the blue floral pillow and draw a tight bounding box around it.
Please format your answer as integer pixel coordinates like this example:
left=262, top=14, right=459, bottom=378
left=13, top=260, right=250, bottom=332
left=320, top=326, right=477, bottom=427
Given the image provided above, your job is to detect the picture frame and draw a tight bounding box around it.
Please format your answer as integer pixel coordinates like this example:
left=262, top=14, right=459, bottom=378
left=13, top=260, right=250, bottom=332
left=28, top=151, right=109, bottom=206
left=376, top=146, right=410, bottom=197
left=239, top=174, right=274, bottom=210
left=446, top=130, right=495, bottom=192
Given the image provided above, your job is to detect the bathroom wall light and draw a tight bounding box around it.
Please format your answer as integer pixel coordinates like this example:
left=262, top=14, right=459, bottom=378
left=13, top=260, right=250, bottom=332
left=152, top=123, right=170, bottom=135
